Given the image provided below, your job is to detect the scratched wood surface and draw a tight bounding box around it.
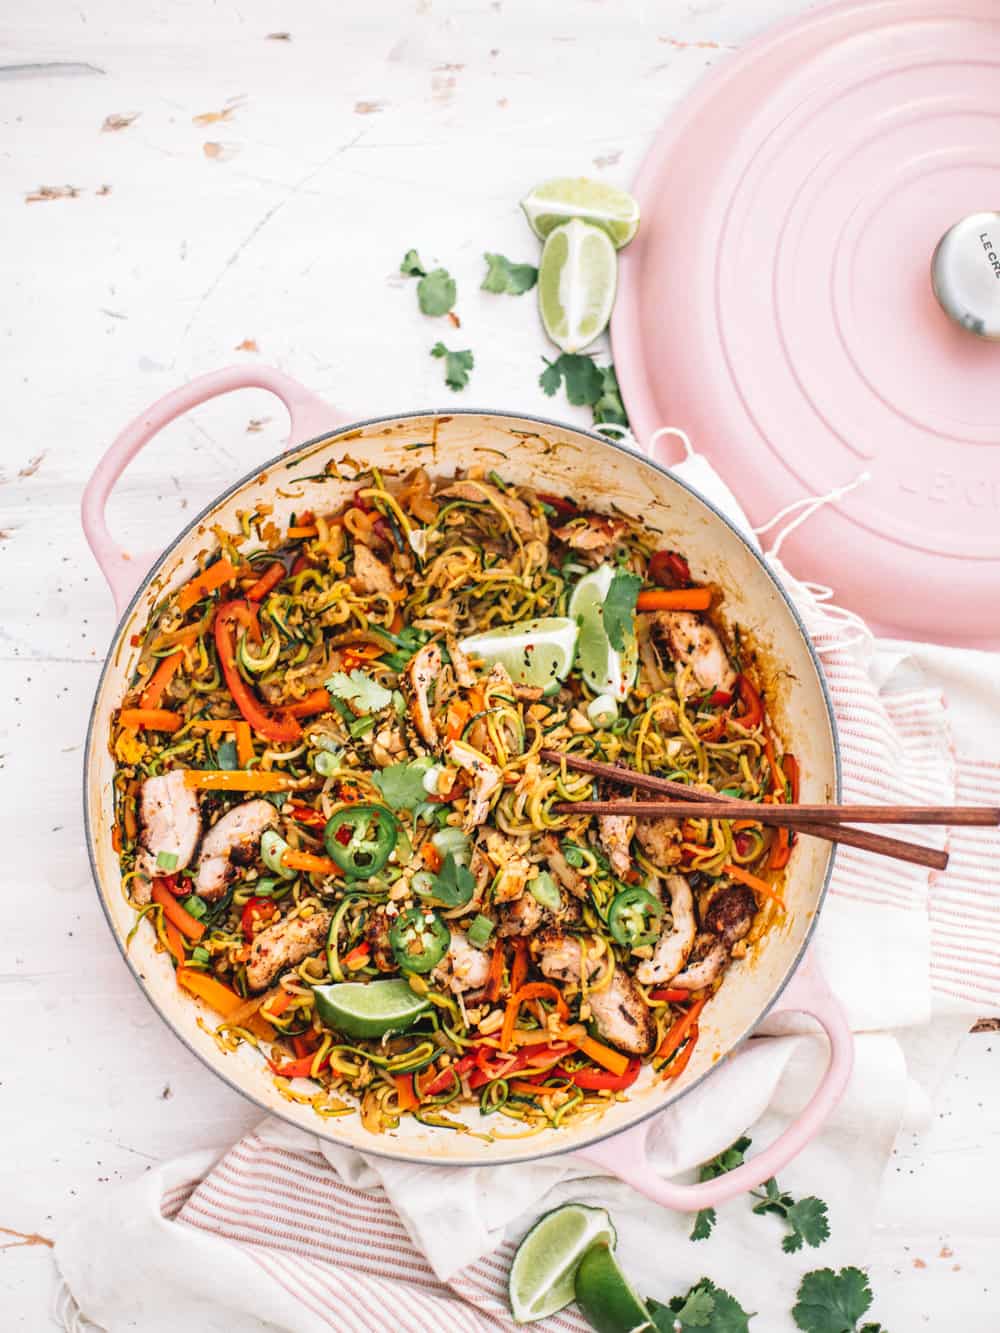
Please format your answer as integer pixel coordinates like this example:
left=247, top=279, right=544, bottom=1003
left=1, top=0, right=997, bottom=1327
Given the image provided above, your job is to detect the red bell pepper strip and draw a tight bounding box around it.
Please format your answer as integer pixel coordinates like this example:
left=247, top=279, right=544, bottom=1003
left=647, top=550, right=691, bottom=588
left=537, top=492, right=579, bottom=517
left=558, top=1058, right=641, bottom=1092
left=269, top=1053, right=324, bottom=1079
left=734, top=674, right=764, bottom=730
left=246, top=561, right=285, bottom=602
left=656, top=999, right=705, bottom=1065
left=214, top=601, right=301, bottom=743
left=648, top=988, right=689, bottom=1003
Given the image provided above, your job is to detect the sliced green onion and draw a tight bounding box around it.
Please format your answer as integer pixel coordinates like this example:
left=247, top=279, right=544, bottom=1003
left=190, top=945, right=211, bottom=965
left=586, top=694, right=619, bottom=728
left=156, top=851, right=178, bottom=871
left=180, top=894, right=207, bottom=919
left=467, top=914, right=495, bottom=948
left=348, top=714, right=377, bottom=739
left=411, top=870, right=437, bottom=898
left=422, top=764, right=445, bottom=794
left=313, top=750, right=341, bottom=777
left=261, top=829, right=296, bottom=879
left=432, top=826, right=470, bottom=861
left=527, top=871, right=560, bottom=910
left=252, top=878, right=280, bottom=898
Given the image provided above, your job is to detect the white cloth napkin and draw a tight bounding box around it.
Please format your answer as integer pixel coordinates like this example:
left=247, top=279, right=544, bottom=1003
left=55, top=452, right=999, bottom=1333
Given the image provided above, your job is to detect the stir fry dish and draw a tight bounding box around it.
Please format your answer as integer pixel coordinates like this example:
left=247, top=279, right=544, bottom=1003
left=110, top=465, right=796, bottom=1137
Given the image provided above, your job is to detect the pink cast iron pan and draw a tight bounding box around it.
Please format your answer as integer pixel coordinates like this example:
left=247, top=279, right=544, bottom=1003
left=82, top=365, right=852, bottom=1208
left=613, top=0, right=1000, bottom=648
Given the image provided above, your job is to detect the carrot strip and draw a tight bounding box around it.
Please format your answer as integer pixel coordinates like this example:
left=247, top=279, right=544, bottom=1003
left=723, top=861, right=785, bottom=907
left=164, top=919, right=186, bottom=967
left=184, top=770, right=301, bottom=792
left=508, top=1079, right=549, bottom=1097
left=281, top=849, right=340, bottom=876
left=246, top=561, right=285, bottom=602
left=111, top=824, right=122, bottom=853
left=235, top=721, right=254, bottom=768
left=393, top=1074, right=419, bottom=1112
left=635, top=587, right=712, bottom=612
left=151, top=881, right=206, bottom=941
left=571, top=1033, right=629, bottom=1078
left=283, top=689, right=331, bottom=719
left=500, top=982, right=569, bottom=1053
left=662, top=1025, right=700, bottom=1080
left=286, top=525, right=319, bottom=539
left=259, top=989, right=295, bottom=1021
left=510, top=938, right=530, bottom=996
left=444, top=700, right=471, bottom=744
left=119, top=708, right=182, bottom=733
left=177, top=559, right=243, bottom=612
left=656, top=998, right=706, bottom=1064
left=139, top=651, right=185, bottom=710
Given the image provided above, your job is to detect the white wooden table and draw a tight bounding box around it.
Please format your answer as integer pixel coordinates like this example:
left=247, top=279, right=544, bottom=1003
left=2, top=1, right=997, bottom=1327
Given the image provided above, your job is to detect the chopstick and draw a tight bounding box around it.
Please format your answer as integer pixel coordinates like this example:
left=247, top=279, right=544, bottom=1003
left=555, top=800, right=1000, bottom=828
left=540, top=749, right=953, bottom=872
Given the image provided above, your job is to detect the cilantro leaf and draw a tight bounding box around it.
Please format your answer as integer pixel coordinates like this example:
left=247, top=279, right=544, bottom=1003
left=431, top=341, right=474, bottom=391
left=657, top=1279, right=753, bottom=1332
left=539, top=352, right=604, bottom=406
left=793, top=1267, right=874, bottom=1333
left=752, top=1177, right=830, bottom=1253
left=593, top=363, right=629, bottom=428
left=325, top=670, right=393, bottom=715
left=400, top=249, right=426, bottom=277
left=690, top=1137, right=752, bottom=1242
left=418, top=268, right=456, bottom=316
left=481, top=251, right=538, bottom=295
left=428, top=851, right=475, bottom=907
left=372, top=760, right=432, bottom=811
left=602, top=569, right=642, bottom=653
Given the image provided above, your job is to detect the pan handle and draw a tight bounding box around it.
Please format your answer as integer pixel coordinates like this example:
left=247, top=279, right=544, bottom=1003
left=81, top=365, right=342, bottom=613
left=574, top=953, right=853, bottom=1211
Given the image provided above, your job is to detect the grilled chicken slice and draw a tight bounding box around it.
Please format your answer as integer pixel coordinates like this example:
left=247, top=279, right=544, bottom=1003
left=437, top=479, right=537, bottom=540
left=535, top=932, right=656, bottom=1056
left=194, top=799, right=278, bottom=900
left=136, top=770, right=202, bottom=899
left=496, top=886, right=581, bottom=938
left=246, top=910, right=332, bottom=991
left=704, top=885, right=756, bottom=944
left=646, top=610, right=736, bottom=699
left=636, top=875, right=696, bottom=985
left=552, top=514, right=628, bottom=562
left=634, top=814, right=681, bottom=867
left=431, top=931, right=492, bottom=994
left=447, top=739, right=503, bottom=831
left=598, top=808, right=635, bottom=878
left=446, top=633, right=476, bottom=688
left=350, top=544, right=397, bottom=598
left=670, top=938, right=728, bottom=991
left=541, top=834, right=586, bottom=899
left=404, top=642, right=441, bottom=746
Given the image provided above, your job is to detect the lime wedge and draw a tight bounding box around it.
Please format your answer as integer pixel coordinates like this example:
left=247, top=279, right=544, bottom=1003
left=313, top=980, right=430, bottom=1039
left=537, top=219, right=618, bottom=354
left=508, top=1204, right=617, bottom=1324
left=458, top=616, right=577, bottom=695
left=521, top=177, right=640, bottom=249
left=568, top=565, right=637, bottom=702
left=574, top=1243, right=656, bottom=1333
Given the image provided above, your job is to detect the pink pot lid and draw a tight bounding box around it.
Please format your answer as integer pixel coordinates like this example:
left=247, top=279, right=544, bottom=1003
left=613, top=0, right=1000, bottom=648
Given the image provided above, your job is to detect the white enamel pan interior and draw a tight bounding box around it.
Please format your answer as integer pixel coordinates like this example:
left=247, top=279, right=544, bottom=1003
left=83, top=369, right=849, bottom=1204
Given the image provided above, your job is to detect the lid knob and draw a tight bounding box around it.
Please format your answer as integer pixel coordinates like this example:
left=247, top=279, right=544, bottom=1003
left=931, top=212, right=1000, bottom=339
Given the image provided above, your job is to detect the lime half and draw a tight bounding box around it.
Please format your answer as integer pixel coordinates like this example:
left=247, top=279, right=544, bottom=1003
left=313, top=980, right=430, bottom=1039
left=538, top=219, right=618, bottom=354
left=521, top=177, right=640, bottom=249
left=568, top=565, right=638, bottom=703
left=508, top=1204, right=617, bottom=1324
left=459, top=616, right=577, bottom=694
left=574, top=1243, right=656, bottom=1333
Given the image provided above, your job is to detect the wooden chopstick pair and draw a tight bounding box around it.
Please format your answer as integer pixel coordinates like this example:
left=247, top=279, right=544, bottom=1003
left=539, top=749, right=996, bottom=872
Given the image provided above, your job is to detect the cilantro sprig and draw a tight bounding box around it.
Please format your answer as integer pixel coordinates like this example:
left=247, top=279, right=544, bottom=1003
left=539, top=353, right=629, bottom=429
left=752, top=1178, right=830, bottom=1254
left=602, top=569, right=642, bottom=653
left=650, top=1278, right=753, bottom=1332
left=481, top=251, right=537, bottom=295
left=399, top=249, right=457, bottom=316
left=431, top=341, right=474, bottom=391
left=372, top=759, right=433, bottom=811
left=690, top=1137, right=752, bottom=1242
left=325, top=669, right=393, bottom=715
left=793, top=1267, right=887, bottom=1333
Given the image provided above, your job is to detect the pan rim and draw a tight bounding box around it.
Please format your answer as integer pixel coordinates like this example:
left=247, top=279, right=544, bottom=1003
left=83, top=404, right=842, bottom=1168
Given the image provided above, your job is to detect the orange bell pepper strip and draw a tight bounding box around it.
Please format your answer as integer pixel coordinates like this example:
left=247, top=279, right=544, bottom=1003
left=184, top=770, right=301, bottom=792
left=139, top=651, right=185, bottom=710
left=569, top=1033, right=630, bottom=1078
left=393, top=1074, right=420, bottom=1112
left=119, top=708, right=182, bottom=733
left=500, top=982, right=569, bottom=1052
left=164, top=919, right=187, bottom=967
left=245, top=561, right=285, bottom=602
left=177, top=968, right=272, bottom=1040
left=281, top=848, right=341, bottom=877
left=286, top=525, right=319, bottom=539
left=151, top=881, right=206, bottom=941
left=283, top=688, right=331, bottom=719
left=444, top=699, right=471, bottom=744
left=177, top=558, right=243, bottom=612
left=635, top=587, right=712, bottom=612
left=723, top=861, right=785, bottom=907
left=259, top=988, right=295, bottom=1022
left=656, top=997, right=706, bottom=1066
left=214, top=601, right=301, bottom=743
